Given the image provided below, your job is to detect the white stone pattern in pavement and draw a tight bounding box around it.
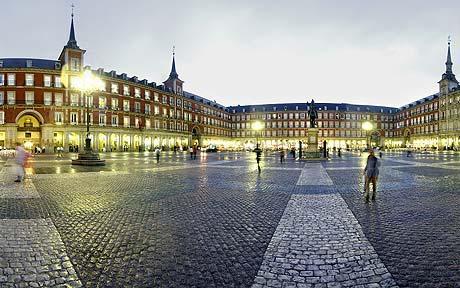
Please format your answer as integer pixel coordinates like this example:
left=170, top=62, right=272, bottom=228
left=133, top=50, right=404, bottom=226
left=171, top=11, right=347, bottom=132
left=252, top=194, right=398, bottom=288
left=0, top=159, right=39, bottom=198
left=0, top=219, right=82, bottom=287
left=296, top=163, right=333, bottom=186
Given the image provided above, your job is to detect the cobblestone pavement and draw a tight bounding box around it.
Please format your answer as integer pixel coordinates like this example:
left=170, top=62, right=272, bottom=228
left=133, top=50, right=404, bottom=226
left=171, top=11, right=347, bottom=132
left=0, top=151, right=459, bottom=287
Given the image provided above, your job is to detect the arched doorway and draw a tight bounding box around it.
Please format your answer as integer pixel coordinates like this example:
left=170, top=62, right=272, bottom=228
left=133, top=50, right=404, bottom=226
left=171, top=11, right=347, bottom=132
left=16, top=114, right=42, bottom=151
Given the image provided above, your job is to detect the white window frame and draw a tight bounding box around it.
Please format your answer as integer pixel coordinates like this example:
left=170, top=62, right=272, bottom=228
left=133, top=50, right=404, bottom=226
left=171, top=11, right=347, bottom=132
left=111, top=83, right=119, bottom=94
left=0, top=111, right=4, bottom=124
left=7, top=91, right=15, bottom=105
left=7, top=74, right=15, bottom=86
left=0, top=92, right=3, bottom=105
left=99, top=114, right=106, bottom=126
left=55, top=112, right=63, bottom=124
left=124, top=116, right=130, bottom=128
left=55, top=93, right=63, bottom=106
left=123, top=100, right=130, bottom=112
left=0, top=74, right=4, bottom=86
left=25, top=91, right=34, bottom=105
left=111, top=115, right=118, bottom=126
left=44, top=75, right=51, bottom=87
left=123, top=85, right=130, bottom=96
left=70, top=112, right=78, bottom=124
left=55, top=76, right=62, bottom=88
left=134, top=88, right=141, bottom=98
left=25, top=74, right=34, bottom=86
left=44, top=92, right=52, bottom=105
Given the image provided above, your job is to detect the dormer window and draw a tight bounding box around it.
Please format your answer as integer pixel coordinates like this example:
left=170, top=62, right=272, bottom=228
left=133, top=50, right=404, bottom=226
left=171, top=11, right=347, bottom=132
left=55, top=62, right=61, bottom=70
left=273, top=107, right=277, bottom=111
left=324, top=106, right=327, bottom=110
left=26, top=60, right=33, bottom=68
left=336, top=106, right=339, bottom=110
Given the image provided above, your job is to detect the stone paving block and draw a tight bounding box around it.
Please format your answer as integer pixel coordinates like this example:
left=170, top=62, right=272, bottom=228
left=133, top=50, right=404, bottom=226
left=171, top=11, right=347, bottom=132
left=0, top=219, right=82, bottom=287
left=251, top=194, right=398, bottom=288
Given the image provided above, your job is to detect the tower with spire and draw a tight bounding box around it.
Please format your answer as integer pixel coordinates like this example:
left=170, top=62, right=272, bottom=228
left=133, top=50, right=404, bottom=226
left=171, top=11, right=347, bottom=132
left=163, top=47, right=184, bottom=95
left=439, top=37, right=458, bottom=95
left=58, top=5, right=86, bottom=71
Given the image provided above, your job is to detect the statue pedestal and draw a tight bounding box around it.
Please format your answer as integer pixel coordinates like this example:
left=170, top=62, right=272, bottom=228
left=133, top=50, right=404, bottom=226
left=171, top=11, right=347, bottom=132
left=301, top=128, right=323, bottom=160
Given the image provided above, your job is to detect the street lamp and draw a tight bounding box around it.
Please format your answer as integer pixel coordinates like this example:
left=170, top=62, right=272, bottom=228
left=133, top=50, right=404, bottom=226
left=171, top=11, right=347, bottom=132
left=71, top=70, right=106, bottom=166
left=253, top=120, right=263, bottom=149
left=362, top=121, right=373, bottom=149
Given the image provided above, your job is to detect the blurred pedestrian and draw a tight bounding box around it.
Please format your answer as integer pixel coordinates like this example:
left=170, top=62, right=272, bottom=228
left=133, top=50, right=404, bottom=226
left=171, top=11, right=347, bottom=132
left=14, top=143, right=31, bottom=183
left=155, top=147, right=160, bottom=163
left=255, top=147, right=262, bottom=173
left=363, top=149, right=380, bottom=202
left=280, top=149, right=285, bottom=163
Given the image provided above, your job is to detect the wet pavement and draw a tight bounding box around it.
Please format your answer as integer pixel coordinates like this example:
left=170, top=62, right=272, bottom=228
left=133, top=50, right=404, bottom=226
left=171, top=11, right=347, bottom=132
left=0, top=151, right=460, bottom=287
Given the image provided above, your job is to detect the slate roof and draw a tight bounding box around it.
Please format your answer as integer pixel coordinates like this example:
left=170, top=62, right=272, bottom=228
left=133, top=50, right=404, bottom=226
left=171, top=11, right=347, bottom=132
left=228, top=102, right=398, bottom=114
left=0, top=58, right=60, bottom=69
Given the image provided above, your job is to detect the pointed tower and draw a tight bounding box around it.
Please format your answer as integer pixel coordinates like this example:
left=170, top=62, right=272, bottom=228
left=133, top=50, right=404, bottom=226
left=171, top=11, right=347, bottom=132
left=58, top=8, right=86, bottom=71
left=163, top=48, right=184, bottom=95
left=439, top=37, right=458, bottom=95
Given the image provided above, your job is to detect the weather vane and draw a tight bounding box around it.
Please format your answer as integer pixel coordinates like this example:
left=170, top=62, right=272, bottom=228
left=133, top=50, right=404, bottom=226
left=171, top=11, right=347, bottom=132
left=71, top=3, right=75, bottom=18
left=173, top=45, right=175, bottom=56
left=448, top=35, right=451, bottom=45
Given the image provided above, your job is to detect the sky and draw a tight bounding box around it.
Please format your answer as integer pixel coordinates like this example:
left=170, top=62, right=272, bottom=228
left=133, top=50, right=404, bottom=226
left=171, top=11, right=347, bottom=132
left=2, top=0, right=460, bottom=108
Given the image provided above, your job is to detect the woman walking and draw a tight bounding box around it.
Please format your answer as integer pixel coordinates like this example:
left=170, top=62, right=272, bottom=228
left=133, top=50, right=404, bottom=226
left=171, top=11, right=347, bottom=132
left=363, top=149, right=380, bottom=202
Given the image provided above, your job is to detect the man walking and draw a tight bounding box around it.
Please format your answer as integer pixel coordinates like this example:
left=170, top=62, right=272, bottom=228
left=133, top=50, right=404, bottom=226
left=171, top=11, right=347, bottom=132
left=363, top=149, right=380, bottom=202
left=254, top=146, right=262, bottom=173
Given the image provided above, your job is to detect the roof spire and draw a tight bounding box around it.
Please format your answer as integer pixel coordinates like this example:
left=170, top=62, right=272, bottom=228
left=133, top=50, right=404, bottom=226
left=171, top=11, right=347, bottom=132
left=66, top=4, right=79, bottom=49
left=446, top=35, right=453, bottom=73
left=169, top=46, right=178, bottom=78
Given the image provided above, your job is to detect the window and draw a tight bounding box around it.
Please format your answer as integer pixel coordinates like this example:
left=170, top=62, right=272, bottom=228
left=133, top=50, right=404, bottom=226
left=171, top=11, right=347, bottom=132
left=135, top=117, right=140, bottom=128
left=145, top=104, right=151, bottom=114
left=70, top=112, right=78, bottom=124
left=0, top=74, right=4, bottom=85
left=154, top=92, right=159, bottom=102
left=111, top=115, right=118, bottom=126
left=44, top=75, right=51, bottom=87
left=55, top=76, right=61, bottom=88
left=7, top=74, right=15, bottom=86
left=70, top=76, right=79, bottom=88
left=70, top=58, right=80, bottom=71
left=154, top=105, right=159, bottom=115
left=134, top=88, right=141, bottom=98
left=55, top=112, right=63, bottom=124
left=124, top=116, right=130, bottom=127
left=123, top=100, right=130, bottom=111
left=44, top=92, right=52, bottom=105
left=71, top=94, right=79, bottom=106
left=145, top=119, right=151, bottom=129
left=111, top=83, right=119, bottom=94
left=162, top=95, right=167, bottom=104
left=111, top=98, right=118, bottom=110
left=98, top=96, right=106, bottom=108
left=25, top=91, right=34, bottom=105
left=169, top=97, right=175, bottom=106
left=123, top=85, right=130, bottom=96
left=7, top=91, right=15, bottom=104
left=55, top=93, right=63, bottom=106
left=145, top=90, right=150, bottom=100
left=25, top=74, right=34, bottom=86
left=0, top=111, right=4, bottom=124
left=135, top=102, right=141, bottom=113
left=0, top=92, right=3, bottom=105
left=99, top=114, right=106, bottom=126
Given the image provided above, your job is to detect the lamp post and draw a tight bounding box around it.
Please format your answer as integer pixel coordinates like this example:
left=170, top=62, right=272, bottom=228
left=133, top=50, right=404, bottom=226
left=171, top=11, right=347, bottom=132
left=71, top=70, right=106, bottom=166
left=253, top=120, right=263, bottom=149
left=362, top=121, right=373, bottom=149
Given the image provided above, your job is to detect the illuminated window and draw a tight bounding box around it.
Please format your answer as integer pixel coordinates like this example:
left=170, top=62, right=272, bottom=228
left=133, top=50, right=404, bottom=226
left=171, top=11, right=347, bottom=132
left=134, top=88, right=141, bottom=98
left=99, top=96, right=106, bottom=108
left=111, top=83, right=119, bottom=94
left=145, top=90, right=150, bottom=100
left=71, top=94, right=79, bottom=106
left=111, top=98, right=118, bottom=110
left=124, top=116, right=130, bottom=127
left=123, top=85, right=130, bottom=96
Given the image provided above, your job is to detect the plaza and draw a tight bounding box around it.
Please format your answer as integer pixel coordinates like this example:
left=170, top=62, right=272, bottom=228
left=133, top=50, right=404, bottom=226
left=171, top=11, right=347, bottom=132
left=0, top=150, right=459, bottom=287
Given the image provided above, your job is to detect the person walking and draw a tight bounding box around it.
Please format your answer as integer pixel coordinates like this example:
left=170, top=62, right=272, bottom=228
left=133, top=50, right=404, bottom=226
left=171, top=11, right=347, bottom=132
left=14, top=143, right=31, bottom=183
left=363, top=149, right=380, bottom=202
left=280, top=149, right=285, bottom=163
left=254, top=147, right=262, bottom=173
left=192, top=145, right=197, bottom=160
left=155, top=147, right=161, bottom=163
left=189, top=146, right=194, bottom=159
